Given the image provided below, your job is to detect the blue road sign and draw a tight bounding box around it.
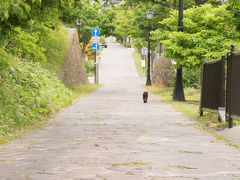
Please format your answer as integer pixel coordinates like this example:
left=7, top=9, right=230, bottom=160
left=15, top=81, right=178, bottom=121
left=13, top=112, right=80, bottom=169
left=92, top=28, right=100, bottom=36
left=91, top=43, right=100, bottom=52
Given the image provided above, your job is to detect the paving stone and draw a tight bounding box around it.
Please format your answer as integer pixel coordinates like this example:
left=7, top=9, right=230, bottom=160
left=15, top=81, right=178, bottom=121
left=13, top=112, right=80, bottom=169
left=0, top=39, right=240, bottom=180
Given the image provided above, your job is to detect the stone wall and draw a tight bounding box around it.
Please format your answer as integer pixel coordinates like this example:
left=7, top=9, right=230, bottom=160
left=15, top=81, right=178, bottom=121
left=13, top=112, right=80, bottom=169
left=58, top=28, right=88, bottom=88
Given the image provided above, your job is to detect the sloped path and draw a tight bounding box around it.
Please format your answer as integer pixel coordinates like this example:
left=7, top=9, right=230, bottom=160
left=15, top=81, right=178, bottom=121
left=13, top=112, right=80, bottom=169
left=0, top=40, right=240, bottom=180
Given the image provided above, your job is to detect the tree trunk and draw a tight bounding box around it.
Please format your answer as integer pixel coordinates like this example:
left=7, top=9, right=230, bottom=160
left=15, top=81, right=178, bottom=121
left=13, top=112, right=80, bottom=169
left=173, top=0, right=177, bottom=9
left=195, top=0, right=208, bottom=6
left=172, top=67, right=185, bottom=101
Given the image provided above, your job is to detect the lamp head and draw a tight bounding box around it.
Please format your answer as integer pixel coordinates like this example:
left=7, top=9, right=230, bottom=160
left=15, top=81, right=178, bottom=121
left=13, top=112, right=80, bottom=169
left=147, top=9, right=154, bottom=20
left=76, top=19, right=81, bottom=26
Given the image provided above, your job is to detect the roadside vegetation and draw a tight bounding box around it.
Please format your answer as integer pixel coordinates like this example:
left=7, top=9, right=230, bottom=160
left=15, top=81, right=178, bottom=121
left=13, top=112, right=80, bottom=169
left=0, top=25, right=72, bottom=143
left=144, top=86, right=240, bottom=151
left=144, top=86, right=221, bottom=127
left=111, top=0, right=240, bottom=128
left=1, top=0, right=240, bottom=143
left=0, top=0, right=113, bottom=143
left=71, top=84, right=102, bottom=100
left=133, top=51, right=145, bottom=77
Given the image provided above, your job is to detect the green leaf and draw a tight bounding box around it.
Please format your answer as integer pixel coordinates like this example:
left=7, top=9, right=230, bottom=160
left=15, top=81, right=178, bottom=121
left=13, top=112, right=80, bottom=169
left=3, top=10, right=9, bottom=20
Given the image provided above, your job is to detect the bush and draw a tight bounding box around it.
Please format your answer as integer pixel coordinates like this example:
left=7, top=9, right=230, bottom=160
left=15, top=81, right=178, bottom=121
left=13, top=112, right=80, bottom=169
left=124, top=42, right=132, bottom=48
left=182, top=68, right=200, bottom=89
left=0, top=48, right=72, bottom=139
left=171, top=68, right=200, bottom=89
left=84, top=59, right=95, bottom=76
left=4, top=24, right=69, bottom=74
left=6, top=27, right=46, bottom=62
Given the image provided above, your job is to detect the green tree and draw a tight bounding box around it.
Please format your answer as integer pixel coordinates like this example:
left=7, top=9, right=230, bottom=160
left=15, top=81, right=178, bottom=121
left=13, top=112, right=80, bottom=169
left=61, top=0, right=116, bottom=53
left=229, top=0, right=240, bottom=9
left=152, top=4, right=239, bottom=81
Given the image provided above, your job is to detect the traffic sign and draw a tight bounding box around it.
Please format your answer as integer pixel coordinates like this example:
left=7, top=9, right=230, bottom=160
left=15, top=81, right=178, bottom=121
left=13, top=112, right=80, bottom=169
left=141, top=47, right=148, bottom=55
left=91, top=36, right=100, bottom=43
left=141, top=60, right=146, bottom=68
left=91, top=43, right=100, bottom=52
left=92, top=28, right=100, bottom=36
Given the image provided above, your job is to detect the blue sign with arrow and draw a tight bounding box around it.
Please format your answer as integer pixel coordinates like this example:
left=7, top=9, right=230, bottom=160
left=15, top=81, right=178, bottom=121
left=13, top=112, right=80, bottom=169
left=92, top=28, right=100, bottom=36
left=91, top=43, right=100, bottom=52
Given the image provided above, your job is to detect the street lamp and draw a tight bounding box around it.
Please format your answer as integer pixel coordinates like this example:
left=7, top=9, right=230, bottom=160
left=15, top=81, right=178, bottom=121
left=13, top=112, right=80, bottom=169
left=76, top=19, right=81, bottom=42
left=146, top=9, right=154, bottom=86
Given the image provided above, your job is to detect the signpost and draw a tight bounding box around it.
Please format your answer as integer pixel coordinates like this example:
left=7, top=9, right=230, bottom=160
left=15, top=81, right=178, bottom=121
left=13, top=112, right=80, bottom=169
left=91, top=28, right=100, bottom=37
left=91, top=43, right=100, bottom=52
left=91, top=28, right=100, bottom=84
left=141, top=60, right=146, bottom=74
left=141, top=47, right=148, bottom=56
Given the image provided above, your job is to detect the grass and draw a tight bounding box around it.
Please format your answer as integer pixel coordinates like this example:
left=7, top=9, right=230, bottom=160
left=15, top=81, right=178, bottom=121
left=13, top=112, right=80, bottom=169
left=144, top=86, right=221, bottom=127
left=144, top=85, right=240, bottom=151
left=71, top=84, right=102, bottom=100
left=133, top=50, right=145, bottom=77
left=0, top=84, right=101, bottom=145
left=168, top=165, right=197, bottom=170
left=105, top=162, right=148, bottom=166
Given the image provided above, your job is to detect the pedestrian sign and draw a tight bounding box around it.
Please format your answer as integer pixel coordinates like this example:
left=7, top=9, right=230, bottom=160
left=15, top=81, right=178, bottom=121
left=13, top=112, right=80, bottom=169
left=91, top=43, right=100, bottom=52
left=92, top=28, right=100, bottom=36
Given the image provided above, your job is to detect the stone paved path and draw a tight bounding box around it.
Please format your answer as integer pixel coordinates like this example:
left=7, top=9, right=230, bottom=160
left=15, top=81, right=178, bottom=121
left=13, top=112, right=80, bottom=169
left=1, top=40, right=240, bottom=180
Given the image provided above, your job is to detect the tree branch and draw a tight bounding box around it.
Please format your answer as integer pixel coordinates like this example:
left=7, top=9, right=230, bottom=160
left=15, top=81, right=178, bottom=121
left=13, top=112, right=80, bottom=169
left=153, top=0, right=172, bottom=8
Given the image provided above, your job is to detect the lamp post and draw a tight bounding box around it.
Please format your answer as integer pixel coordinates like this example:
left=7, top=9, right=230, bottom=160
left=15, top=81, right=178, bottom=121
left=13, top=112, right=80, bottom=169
left=76, top=19, right=81, bottom=42
left=172, top=0, right=185, bottom=101
left=146, top=9, right=154, bottom=86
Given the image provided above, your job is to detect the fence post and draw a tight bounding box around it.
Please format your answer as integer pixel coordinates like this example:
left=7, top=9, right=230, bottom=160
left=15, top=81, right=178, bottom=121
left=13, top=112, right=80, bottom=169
left=199, top=60, right=207, bottom=116
left=227, top=44, right=235, bottom=128
left=219, top=55, right=226, bottom=122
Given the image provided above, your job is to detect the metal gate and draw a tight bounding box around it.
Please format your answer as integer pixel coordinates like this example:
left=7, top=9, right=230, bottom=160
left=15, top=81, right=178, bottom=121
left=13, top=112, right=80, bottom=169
left=200, top=45, right=240, bottom=128
left=200, top=56, right=225, bottom=119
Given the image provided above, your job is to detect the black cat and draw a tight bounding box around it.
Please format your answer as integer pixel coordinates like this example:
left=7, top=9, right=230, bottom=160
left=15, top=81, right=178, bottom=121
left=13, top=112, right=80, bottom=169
left=143, top=91, right=148, bottom=103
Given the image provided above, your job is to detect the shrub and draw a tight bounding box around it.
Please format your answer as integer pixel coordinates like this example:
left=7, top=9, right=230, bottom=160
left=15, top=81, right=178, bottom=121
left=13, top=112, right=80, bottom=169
left=171, top=67, right=200, bottom=89
left=182, top=68, right=200, bottom=89
left=0, top=48, right=72, bottom=138
left=6, top=27, right=46, bottom=62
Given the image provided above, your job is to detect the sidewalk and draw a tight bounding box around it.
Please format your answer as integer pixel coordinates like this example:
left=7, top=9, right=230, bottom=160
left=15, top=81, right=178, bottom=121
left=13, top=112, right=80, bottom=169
left=0, top=39, right=240, bottom=180
left=218, top=125, right=240, bottom=146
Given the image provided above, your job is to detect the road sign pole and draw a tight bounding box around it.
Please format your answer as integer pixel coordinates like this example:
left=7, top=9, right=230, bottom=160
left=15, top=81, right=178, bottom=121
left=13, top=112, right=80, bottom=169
left=96, top=51, right=99, bottom=84
left=94, top=51, right=99, bottom=84
left=91, top=28, right=100, bottom=84
left=94, top=51, right=97, bottom=84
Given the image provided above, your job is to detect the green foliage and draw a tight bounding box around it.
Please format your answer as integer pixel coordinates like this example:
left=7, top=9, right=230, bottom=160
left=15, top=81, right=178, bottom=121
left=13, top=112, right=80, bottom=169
left=84, top=58, right=95, bottom=76
left=99, top=8, right=116, bottom=37
left=6, top=27, right=46, bottom=62
left=0, top=0, right=32, bottom=23
left=152, top=4, right=240, bottom=68
left=0, top=48, right=72, bottom=139
left=171, top=68, right=200, bottom=88
left=182, top=68, right=200, bottom=89
left=3, top=24, right=68, bottom=73
left=71, top=84, right=102, bottom=100
left=61, top=0, right=115, bottom=52
left=113, top=1, right=171, bottom=49
left=229, top=0, right=240, bottom=9
left=0, top=0, right=73, bottom=36
left=133, top=50, right=146, bottom=77
left=39, top=25, right=69, bottom=73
